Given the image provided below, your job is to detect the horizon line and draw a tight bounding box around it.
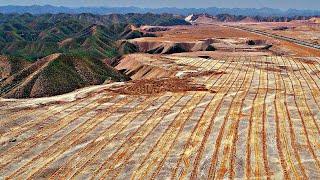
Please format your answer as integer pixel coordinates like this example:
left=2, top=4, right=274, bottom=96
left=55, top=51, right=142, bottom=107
left=0, top=4, right=319, bottom=11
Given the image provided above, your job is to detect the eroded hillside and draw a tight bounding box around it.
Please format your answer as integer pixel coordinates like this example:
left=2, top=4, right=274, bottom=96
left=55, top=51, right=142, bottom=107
left=1, top=54, right=320, bottom=179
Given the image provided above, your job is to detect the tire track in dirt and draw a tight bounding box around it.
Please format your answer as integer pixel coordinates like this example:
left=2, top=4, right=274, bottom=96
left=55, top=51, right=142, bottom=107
left=2, top=95, right=138, bottom=178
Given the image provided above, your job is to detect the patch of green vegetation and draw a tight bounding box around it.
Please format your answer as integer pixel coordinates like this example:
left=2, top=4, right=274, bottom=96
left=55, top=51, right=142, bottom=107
left=0, top=13, right=189, bottom=61
left=44, top=56, right=86, bottom=89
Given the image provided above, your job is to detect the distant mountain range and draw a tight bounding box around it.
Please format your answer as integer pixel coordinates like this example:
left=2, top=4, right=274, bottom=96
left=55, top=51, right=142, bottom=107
left=0, top=5, right=320, bottom=17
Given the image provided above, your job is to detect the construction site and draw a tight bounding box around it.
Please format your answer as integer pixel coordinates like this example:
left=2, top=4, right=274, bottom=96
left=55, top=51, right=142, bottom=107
left=1, top=13, right=320, bottom=179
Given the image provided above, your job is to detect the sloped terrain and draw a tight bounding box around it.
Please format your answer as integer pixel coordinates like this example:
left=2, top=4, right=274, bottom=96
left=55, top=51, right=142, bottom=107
left=123, top=38, right=216, bottom=54
left=0, top=13, right=190, bottom=98
left=0, top=55, right=31, bottom=81
left=0, top=13, right=189, bottom=61
left=185, top=14, right=218, bottom=24
left=114, top=54, right=177, bottom=80
left=120, top=37, right=271, bottom=55
left=0, top=54, right=129, bottom=98
left=1, top=17, right=320, bottom=179
left=1, top=55, right=320, bottom=179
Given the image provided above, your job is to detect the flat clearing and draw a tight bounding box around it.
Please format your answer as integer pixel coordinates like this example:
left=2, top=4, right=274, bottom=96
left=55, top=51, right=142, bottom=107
left=237, top=21, right=320, bottom=44
left=145, top=24, right=320, bottom=56
left=2, top=55, right=320, bottom=179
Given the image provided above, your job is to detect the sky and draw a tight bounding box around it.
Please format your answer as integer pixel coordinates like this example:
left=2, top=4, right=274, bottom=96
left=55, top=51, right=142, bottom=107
left=0, top=0, right=319, bottom=10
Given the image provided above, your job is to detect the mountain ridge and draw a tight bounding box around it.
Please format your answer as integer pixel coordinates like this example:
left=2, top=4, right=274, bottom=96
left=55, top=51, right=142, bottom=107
left=0, top=13, right=189, bottom=98
left=0, top=5, right=319, bottom=17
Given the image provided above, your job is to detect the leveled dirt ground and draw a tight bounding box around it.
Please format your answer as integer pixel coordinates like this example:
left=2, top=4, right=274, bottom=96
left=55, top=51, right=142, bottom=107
left=142, top=24, right=320, bottom=56
left=235, top=21, right=320, bottom=44
left=1, top=23, right=320, bottom=179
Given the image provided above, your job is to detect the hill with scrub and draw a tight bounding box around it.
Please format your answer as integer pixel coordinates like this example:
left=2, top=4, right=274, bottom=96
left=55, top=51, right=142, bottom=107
left=0, top=13, right=190, bottom=98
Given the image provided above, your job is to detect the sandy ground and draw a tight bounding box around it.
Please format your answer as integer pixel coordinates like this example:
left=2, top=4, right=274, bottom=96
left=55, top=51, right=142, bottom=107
left=236, top=21, right=320, bottom=44
left=1, top=54, right=320, bottom=179
left=140, top=24, right=320, bottom=56
left=1, top=23, right=320, bottom=179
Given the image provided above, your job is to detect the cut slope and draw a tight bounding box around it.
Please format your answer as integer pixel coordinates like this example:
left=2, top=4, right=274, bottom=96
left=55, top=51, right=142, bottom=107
left=120, top=38, right=216, bottom=55
left=115, top=54, right=176, bottom=80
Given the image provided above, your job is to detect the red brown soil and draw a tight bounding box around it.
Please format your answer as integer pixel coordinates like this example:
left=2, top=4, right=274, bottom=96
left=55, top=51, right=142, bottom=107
left=0, top=56, right=31, bottom=80
left=294, top=57, right=318, bottom=65
left=150, top=24, right=320, bottom=56
left=107, top=77, right=208, bottom=95
left=0, top=56, right=10, bottom=79
left=241, top=21, right=320, bottom=42
left=230, top=21, right=320, bottom=55
left=126, top=38, right=215, bottom=54
left=183, top=70, right=226, bottom=78
left=115, top=54, right=177, bottom=80
left=240, top=17, right=258, bottom=23
left=172, top=51, right=271, bottom=58
left=146, top=25, right=262, bottom=42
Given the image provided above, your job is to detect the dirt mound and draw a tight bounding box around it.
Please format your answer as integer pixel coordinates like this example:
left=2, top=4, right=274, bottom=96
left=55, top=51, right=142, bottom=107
left=120, top=25, right=157, bottom=40
left=191, top=39, right=216, bottom=51
left=162, top=43, right=189, bottom=54
left=240, top=17, right=258, bottom=23
left=309, top=17, right=320, bottom=24
left=140, top=26, right=170, bottom=32
left=295, top=57, right=318, bottom=65
left=246, top=39, right=267, bottom=45
left=107, top=77, right=208, bottom=95
left=0, top=53, right=129, bottom=98
left=185, top=14, right=218, bottom=24
left=182, top=70, right=226, bottom=78
left=272, top=26, right=289, bottom=31
left=125, top=38, right=216, bottom=55
left=115, top=54, right=176, bottom=80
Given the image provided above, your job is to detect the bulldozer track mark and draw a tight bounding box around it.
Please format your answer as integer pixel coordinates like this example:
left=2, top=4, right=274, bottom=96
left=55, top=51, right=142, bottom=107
left=2, top=55, right=320, bottom=179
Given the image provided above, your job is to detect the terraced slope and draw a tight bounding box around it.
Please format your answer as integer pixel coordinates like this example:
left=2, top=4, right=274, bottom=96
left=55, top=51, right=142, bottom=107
left=1, top=55, right=320, bottom=179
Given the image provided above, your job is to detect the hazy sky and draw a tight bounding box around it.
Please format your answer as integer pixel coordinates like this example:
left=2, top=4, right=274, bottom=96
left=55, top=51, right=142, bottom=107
left=0, top=0, right=319, bottom=10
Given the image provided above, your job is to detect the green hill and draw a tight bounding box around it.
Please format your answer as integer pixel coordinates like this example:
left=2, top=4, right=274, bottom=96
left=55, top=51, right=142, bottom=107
left=0, top=53, right=129, bottom=98
left=0, top=13, right=190, bottom=98
left=0, top=13, right=189, bottom=61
